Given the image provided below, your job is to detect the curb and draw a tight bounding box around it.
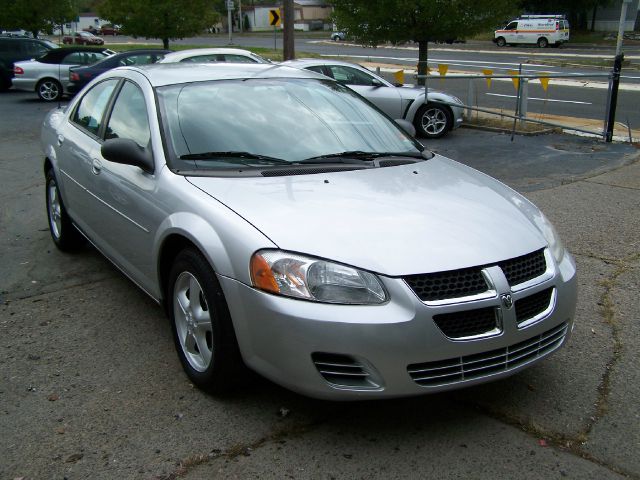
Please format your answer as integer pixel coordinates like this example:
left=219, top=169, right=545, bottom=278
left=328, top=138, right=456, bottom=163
left=461, top=123, right=559, bottom=136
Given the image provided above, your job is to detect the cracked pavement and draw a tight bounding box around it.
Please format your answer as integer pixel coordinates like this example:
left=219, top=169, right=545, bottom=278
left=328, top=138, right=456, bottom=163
left=1, top=92, right=639, bottom=479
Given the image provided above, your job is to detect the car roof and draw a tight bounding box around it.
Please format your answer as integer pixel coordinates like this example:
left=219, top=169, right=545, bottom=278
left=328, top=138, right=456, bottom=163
left=115, top=62, right=330, bottom=87
left=38, top=47, right=111, bottom=62
left=282, top=58, right=368, bottom=69
left=161, top=48, right=264, bottom=61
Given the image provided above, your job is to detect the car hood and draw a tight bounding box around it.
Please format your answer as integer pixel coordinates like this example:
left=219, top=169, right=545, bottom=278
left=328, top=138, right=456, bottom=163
left=187, top=155, right=547, bottom=276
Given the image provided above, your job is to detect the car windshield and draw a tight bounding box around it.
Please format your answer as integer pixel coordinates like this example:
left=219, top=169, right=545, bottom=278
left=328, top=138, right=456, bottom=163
left=157, top=78, right=421, bottom=169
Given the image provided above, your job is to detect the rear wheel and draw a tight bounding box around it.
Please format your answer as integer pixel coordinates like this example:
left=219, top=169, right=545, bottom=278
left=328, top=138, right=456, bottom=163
left=414, top=103, right=452, bottom=139
left=496, top=37, right=506, bottom=47
left=537, top=37, right=549, bottom=48
left=45, top=169, right=85, bottom=251
left=168, top=248, right=244, bottom=392
left=37, top=78, right=62, bottom=101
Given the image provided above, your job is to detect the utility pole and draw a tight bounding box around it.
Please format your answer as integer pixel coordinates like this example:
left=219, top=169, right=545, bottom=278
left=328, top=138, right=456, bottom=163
left=227, top=0, right=234, bottom=44
left=283, top=0, right=295, bottom=60
left=605, top=0, right=631, bottom=142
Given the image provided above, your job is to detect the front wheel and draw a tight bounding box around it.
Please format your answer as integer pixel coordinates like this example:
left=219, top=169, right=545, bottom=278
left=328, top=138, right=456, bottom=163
left=414, top=103, right=452, bottom=139
left=496, top=37, right=506, bottom=47
left=168, top=248, right=244, bottom=392
left=37, top=79, right=62, bottom=101
left=45, top=169, right=85, bottom=251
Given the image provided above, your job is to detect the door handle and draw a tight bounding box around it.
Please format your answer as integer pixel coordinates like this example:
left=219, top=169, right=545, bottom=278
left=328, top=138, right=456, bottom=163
left=57, top=134, right=64, bottom=146
left=91, top=158, right=103, bottom=175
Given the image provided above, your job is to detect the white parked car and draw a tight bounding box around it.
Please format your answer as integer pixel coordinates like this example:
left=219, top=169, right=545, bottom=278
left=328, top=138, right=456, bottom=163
left=159, top=48, right=270, bottom=64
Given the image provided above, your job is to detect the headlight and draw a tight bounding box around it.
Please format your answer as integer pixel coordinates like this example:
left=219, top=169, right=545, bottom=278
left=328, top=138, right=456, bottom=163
left=250, top=250, right=387, bottom=305
left=535, top=212, right=565, bottom=263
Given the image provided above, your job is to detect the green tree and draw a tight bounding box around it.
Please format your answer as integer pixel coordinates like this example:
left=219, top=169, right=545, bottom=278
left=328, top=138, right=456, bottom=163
left=0, top=0, right=76, bottom=38
left=330, top=0, right=515, bottom=85
left=99, top=0, right=220, bottom=49
left=518, top=0, right=613, bottom=30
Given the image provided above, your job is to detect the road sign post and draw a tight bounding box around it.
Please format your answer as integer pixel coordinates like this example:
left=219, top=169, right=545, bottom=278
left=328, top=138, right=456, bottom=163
left=269, top=9, right=281, bottom=51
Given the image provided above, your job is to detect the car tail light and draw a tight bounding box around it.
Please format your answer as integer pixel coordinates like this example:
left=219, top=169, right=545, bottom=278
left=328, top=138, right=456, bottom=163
left=70, top=72, right=79, bottom=81
left=555, top=21, right=559, bottom=30
left=14, top=66, right=24, bottom=75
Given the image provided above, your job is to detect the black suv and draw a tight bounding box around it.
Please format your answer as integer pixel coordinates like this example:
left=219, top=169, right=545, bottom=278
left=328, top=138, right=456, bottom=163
left=0, top=36, right=58, bottom=91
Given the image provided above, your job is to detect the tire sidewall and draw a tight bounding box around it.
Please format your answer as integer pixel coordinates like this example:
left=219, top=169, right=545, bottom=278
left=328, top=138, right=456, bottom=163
left=167, top=248, right=241, bottom=391
left=415, top=103, right=452, bottom=139
left=38, top=79, right=61, bottom=101
left=45, top=169, right=84, bottom=251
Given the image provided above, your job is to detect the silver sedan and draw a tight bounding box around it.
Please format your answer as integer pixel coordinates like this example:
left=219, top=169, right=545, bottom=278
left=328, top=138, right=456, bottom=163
left=282, top=58, right=464, bottom=138
left=42, top=63, right=576, bottom=400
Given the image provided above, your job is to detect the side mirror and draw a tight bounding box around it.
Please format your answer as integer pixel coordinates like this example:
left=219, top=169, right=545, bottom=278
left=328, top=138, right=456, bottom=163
left=101, top=138, right=154, bottom=173
left=395, top=119, right=416, bottom=137
left=371, top=78, right=384, bottom=88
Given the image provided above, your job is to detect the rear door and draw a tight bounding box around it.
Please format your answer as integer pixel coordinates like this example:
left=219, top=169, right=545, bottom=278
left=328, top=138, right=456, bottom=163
left=56, top=78, right=119, bottom=240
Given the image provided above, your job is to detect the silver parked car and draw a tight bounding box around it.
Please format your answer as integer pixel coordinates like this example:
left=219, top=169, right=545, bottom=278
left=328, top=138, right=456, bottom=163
left=12, top=47, right=114, bottom=101
left=42, top=63, right=576, bottom=400
left=158, top=48, right=270, bottom=64
left=282, top=58, right=464, bottom=138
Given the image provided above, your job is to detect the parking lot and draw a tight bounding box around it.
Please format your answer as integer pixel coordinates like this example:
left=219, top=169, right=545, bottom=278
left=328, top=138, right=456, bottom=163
left=1, top=89, right=639, bottom=479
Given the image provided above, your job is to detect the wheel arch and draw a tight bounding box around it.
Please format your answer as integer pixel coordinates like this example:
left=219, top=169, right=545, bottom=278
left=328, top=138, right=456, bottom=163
left=155, top=215, right=241, bottom=309
left=36, top=76, right=61, bottom=91
left=406, top=97, right=454, bottom=129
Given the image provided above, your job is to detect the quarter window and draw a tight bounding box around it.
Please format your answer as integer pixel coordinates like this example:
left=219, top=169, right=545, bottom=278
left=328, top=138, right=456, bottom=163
left=105, top=81, right=151, bottom=148
left=326, top=65, right=378, bottom=86
left=72, top=79, right=118, bottom=136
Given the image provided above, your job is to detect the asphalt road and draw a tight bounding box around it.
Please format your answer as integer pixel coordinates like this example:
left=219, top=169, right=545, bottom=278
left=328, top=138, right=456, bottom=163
left=1, top=90, right=639, bottom=479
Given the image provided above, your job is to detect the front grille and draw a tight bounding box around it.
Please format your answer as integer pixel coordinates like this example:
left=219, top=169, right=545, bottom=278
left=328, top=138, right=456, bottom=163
left=312, top=353, right=379, bottom=389
left=404, top=267, right=488, bottom=302
left=499, top=249, right=546, bottom=286
left=407, top=322, right=567, bottom=387
left=515, top=288, right=554, bottom=324
left=433, top=307, right=498, bottom=338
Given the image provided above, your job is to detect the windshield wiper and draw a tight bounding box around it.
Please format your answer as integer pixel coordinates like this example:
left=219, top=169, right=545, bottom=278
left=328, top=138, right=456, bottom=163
left=299, top=150, right=424, bottom=164
left=180, top=151, right=291, bottom=165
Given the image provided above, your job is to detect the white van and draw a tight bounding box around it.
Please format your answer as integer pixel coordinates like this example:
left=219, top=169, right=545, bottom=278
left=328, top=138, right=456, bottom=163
left=494, top=15, right=570, bottom=48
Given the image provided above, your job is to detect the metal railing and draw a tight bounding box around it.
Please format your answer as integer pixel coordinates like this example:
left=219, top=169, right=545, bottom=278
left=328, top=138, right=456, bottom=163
left=415, top=68, right=619, bottom=140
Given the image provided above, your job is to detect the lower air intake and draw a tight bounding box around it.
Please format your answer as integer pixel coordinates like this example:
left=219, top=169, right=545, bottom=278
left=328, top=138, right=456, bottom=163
left=407, top=322, right=568, bottom=387
left=312, top=352, right=380, bottom=390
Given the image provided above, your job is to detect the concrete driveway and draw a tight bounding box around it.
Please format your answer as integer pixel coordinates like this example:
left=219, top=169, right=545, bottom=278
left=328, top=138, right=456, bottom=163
left=1, top=91, right=638, bottom=479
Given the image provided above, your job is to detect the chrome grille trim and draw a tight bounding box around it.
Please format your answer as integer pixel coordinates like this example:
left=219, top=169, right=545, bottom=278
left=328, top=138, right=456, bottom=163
left=407, top=322, right=568, bottom=387
left=516, top=287, right=556, bottom=328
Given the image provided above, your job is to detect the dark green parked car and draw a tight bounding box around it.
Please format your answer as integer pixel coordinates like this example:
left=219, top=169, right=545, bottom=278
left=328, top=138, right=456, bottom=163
left=0, top=36, right=58, bottom=91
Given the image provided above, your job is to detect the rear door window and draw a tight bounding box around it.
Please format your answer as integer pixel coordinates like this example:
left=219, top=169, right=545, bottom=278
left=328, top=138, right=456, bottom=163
left=71, top=79, right=119, bottom=136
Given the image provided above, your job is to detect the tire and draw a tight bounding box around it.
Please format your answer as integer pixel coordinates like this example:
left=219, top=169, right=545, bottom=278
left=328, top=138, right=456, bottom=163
left=414, top=103, right=452, bottom=139
left=0, top=72, right=11, bottom=92
left=45, top=169, right=85, bottom=251
left=496, top=37, right=506, bottom=47
left=37, top=78, right=62, bottom=101
left=168, top=248, right=244, bottom=392
left=537, top=37, right=548, bottom=48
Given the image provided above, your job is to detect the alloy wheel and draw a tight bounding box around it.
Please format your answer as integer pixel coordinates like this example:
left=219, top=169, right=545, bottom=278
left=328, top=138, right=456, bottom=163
left=47, top=178, right=62, bottom=239
left=421, top=108, right=448, bottom=136
left=173, top=271, right=214, bottom=372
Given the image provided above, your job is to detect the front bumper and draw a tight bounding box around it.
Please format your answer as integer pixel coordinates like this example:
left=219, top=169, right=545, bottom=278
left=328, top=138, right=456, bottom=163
left=219, top=250, right=577, bottom=400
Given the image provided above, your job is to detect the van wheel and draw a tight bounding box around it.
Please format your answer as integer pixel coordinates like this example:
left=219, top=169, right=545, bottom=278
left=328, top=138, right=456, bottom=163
left=496, top=37, right=506, bottom=47
left=537, top=37, right=549, bottom=48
